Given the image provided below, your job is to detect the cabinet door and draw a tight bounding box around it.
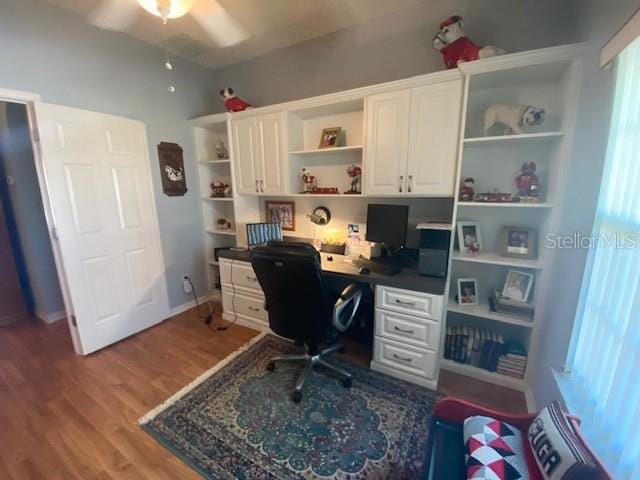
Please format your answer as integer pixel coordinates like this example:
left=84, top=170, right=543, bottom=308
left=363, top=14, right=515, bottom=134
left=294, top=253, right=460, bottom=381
left=231, top=117, right=259, bottom=195
left=255, top=112, right=286, bottom=195
left=364, top=90, right=411, bottom=195
left=406, top=80, right=463, bottom=195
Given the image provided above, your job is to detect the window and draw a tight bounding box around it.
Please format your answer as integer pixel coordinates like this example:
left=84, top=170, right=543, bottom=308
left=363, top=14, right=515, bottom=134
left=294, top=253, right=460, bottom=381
left=564, top=37, right=640, bottom=479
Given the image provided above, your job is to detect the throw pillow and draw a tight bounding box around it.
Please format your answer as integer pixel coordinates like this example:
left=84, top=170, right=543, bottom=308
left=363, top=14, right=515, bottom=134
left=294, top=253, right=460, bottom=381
left=527, top=401, right=596, bottom=480
left=464, top=415, right=529, bottom=479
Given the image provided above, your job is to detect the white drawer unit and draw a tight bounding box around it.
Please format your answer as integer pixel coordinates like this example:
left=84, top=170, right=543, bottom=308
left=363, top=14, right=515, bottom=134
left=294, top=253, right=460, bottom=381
left=375, top=285, right=443, bottom=321
left=222, top=288, right=268, bottom=323
left=375, top=309, right=441, bottom=350
left=220, top=259, right=263, bottom=295
left=373, top=337, right=437, bottom=380
left=219, top=259, right=269, bottom=331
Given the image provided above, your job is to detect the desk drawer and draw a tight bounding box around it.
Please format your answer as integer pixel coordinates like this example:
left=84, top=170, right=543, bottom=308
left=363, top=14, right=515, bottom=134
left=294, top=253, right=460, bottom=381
left=220, top=260, right=263, bottom=293
left=222, top=288, right=268, bottom=323
left=373, top=337, right=436, bottom=379
left=375, top=309, right=440, bottom=350
left=376, top=285, right=443, bottom=320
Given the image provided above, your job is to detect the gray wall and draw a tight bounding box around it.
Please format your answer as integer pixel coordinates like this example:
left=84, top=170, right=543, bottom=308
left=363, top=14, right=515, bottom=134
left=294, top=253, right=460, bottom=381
left=209, top=0, right=579, bottom=110
left=0, top=102, right=64, bottom=317
left=530, top=0, right=640, bottom=409
left=0, top=0, right=219, bottom=309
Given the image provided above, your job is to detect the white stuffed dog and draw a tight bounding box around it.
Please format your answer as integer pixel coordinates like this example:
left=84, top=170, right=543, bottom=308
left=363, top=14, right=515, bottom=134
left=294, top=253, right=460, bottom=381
left=484, top=104, right=546, bottom=136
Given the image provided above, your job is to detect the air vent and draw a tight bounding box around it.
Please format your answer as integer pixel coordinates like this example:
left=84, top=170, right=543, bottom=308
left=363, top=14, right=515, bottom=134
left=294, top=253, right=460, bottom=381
left=164, top=33, right=211, bottom=58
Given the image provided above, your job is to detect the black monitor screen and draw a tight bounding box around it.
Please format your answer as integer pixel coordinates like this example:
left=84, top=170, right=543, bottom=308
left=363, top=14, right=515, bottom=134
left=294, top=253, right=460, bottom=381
left=366, top=204, right=409, bottom=249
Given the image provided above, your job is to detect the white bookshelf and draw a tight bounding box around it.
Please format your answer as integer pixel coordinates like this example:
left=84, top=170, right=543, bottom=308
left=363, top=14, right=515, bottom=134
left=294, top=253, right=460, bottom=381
left=442, top=49, right=584, bottom=392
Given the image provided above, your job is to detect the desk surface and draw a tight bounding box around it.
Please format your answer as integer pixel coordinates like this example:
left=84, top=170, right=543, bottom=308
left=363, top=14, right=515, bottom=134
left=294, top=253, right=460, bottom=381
left=218, top=249, right=446, bottom=296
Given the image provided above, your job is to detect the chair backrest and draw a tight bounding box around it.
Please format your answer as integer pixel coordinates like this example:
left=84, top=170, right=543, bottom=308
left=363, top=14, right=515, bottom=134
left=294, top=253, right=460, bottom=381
left=250, top=242, right=334, bottom=345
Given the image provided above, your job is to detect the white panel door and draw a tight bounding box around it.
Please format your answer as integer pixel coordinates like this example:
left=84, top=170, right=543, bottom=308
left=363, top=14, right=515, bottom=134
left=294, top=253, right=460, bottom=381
left=406, top=80, right=463, bottom=195
left=364, top=90, right=411, bottom=195
left=231, top=117, right=259, bottom=194
left=34, top=103, right=169, bottom=354
left=255, top=112, right=286, bottom=195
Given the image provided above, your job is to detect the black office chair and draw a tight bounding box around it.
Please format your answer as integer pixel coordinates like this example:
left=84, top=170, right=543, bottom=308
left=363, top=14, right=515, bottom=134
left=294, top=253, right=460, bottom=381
left=250, top=242, right=363, bottom=402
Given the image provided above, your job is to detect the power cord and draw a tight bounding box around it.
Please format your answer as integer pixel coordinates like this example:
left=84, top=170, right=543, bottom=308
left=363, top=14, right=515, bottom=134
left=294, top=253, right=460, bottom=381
left=217, top=258, right=240, bottom=331
left=184, top=276, right=214, bottom=325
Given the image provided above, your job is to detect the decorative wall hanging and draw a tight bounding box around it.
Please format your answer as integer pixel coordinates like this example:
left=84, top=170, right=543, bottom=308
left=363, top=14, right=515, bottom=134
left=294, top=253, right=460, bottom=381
left=157, top=142, right=187, bottom=196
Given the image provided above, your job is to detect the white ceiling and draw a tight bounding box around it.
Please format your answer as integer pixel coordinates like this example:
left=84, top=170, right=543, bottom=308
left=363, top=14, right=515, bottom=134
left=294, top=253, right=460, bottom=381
left=43, top=0, right=427, bottom=69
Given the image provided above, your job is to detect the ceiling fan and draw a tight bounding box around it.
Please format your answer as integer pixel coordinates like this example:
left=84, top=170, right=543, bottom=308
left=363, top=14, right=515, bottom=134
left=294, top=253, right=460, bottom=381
left=89, top=0, right=249, bottom=48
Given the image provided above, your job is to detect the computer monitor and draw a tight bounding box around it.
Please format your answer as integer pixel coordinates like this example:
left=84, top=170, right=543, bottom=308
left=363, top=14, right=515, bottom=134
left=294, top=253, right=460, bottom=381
left=246, top=222, right=282, bottom=247
left=365, top=204, right=409, bottom=251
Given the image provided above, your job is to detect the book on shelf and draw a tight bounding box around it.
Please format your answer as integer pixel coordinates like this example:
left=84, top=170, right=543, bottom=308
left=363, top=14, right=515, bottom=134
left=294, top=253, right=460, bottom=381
left=489, top=289, right=535, bottom=320
left=495, top=340, right=528, bottom=379
left=444, top=326, right=509, bottom=372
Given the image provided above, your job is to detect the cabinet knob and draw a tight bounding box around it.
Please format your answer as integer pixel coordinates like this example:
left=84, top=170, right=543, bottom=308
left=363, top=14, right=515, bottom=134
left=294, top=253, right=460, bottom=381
left=399, top=175, right=404, bottom=193
left=393, top=353, right=413, bottom=363
left=255, top=180, right=259, bottom=193
left=407, top=175, right=413, bottom=193
left=394, top=326, right=415, bottom=335
left=259, top=180, right=264, bottom=193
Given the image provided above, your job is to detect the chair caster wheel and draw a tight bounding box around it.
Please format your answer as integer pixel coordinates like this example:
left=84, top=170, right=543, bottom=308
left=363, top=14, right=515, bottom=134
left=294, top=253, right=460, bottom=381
left=266, top=361, right=276, bottom=372
left=292, top=391, right=302, bottom=403
left=338, top=346, right=347, bottom=354
left=342, top=378, right=352, bottom=388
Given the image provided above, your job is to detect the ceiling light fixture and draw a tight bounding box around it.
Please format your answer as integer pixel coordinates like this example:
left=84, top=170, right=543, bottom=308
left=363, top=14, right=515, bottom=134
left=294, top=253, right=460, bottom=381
left=137, top=0, right=198, bottom=21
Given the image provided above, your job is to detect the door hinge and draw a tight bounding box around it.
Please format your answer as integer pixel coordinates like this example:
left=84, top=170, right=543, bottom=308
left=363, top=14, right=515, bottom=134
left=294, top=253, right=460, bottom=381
left=31, top=128, right=40, bottom=142
left=51, top=226, right=59, bottom=241
left=71, top=315, right=77, bottom=327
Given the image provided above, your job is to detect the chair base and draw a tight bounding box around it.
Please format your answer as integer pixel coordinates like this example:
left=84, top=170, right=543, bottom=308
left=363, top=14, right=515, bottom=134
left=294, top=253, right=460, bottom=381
left=266, top=343, right=352, bottom=403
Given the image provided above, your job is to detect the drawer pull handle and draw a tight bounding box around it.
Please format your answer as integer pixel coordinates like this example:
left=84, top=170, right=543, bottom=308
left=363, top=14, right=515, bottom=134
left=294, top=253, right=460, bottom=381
left=394, top=326, right=415, bottom=334
left=248, top=306, right=260, bottom=312
left=247, top=276, right=258, bottom=282
left=393, top=353, right=413, bottom=363
left=395, top=299, right=415, bottom=307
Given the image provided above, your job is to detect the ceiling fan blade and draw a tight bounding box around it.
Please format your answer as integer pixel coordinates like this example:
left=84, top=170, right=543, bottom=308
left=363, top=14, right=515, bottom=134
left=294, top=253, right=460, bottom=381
left=190, top=0, right=249, bottom=47
left=89, top=0, right=140, bottom=32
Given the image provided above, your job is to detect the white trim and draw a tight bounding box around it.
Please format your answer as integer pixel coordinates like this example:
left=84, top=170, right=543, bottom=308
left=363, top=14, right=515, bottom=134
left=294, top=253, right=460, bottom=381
left=169, top=295, right=213, bottom=317
left=0, top=88, right=41, bottom=103
left=138, top=331, right=268, bottom=424
left=35, top=309, right=66, bottom=324
left=524, top=386, right=536, bottom=413
left=601, top=7, right=640, bottom=67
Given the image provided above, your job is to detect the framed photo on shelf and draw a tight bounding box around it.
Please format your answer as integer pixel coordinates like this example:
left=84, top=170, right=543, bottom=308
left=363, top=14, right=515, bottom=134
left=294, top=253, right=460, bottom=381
left=500, top=226, right=536, bottom=259
left=265, top=201, right=295, bottom=231
left=457, top=278, right=478, bottom=305
left=318, top=127, right=341, bottom=149
left=502, top=270, right=534, bottom=302
left=456, top=221, right=482, bottom=254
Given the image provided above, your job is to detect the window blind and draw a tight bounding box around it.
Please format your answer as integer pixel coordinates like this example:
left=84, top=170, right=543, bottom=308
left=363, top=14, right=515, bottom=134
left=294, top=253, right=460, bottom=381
left=565, top=37, right=640, bottom=479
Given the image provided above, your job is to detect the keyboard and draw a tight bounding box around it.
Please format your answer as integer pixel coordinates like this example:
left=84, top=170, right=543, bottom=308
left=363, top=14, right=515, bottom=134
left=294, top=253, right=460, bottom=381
left=349, top=257, right=402, bottom=275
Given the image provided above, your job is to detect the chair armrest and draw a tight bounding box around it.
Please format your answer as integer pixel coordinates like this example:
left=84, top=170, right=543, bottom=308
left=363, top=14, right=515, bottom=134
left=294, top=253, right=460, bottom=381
left=333, top=284, right=363, bottom=332
left=433, top=397, right=538, bottom=431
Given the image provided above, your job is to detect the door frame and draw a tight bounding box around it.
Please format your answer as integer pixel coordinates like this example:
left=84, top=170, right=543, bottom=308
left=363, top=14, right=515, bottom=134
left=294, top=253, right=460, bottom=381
left=0, top=87, right=81, bottom=353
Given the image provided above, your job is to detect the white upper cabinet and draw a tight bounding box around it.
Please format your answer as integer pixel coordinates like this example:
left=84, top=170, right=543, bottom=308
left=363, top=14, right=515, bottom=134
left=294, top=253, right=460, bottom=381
left=407, top=80, right=463, bottom=195
left=364, top=80, right=463, bottom=196
left=255, top=112, right=286, bottom=195
left=232, top=112, right=286, bottom=195
left=364, top=90, right=411, bottom=195
left=231, top=116, right=259, bottom=194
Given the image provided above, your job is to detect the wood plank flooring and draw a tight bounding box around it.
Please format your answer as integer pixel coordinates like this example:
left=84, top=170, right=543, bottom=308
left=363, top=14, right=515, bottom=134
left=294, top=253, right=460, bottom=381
left=0, top=306, right=525, bottom=479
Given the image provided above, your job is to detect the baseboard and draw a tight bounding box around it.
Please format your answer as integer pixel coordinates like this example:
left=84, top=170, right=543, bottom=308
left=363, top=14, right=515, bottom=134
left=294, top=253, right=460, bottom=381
left=35, top=309, right=66, bottom=324
left=169, top=295, right=212, bottom=318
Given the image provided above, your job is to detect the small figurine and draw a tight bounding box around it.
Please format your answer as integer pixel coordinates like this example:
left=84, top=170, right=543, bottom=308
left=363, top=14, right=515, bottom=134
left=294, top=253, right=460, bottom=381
left=346, top=164, right=362, bottom=194
left=215, top=140, right=229, bottom=159
left=432, top=15, right=505, bottom=69
left=210, top=181, right=230, bottom=197
left=217, top=218, right=232, bottom=230
left=219, top=88, right=252, bottom=112
left=515, top=162, right=541, bottom=201
left=301, top=168, right=316, bottom=193
left=459, top=177, right=475, bottom=201
left=484, top=104, right=546, bottom=136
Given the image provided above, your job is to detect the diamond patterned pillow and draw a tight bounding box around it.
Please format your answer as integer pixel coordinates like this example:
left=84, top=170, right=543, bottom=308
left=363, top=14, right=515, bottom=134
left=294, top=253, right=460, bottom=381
left=464, top=416, right=529, bottom=480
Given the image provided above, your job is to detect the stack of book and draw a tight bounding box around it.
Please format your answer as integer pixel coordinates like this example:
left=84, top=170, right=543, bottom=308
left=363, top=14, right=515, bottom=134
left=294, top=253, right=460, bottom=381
left=496, top=341, right=528, bottom=378
left=489, top=289, right=534, bottom=321
left=444, top=326, right=506, bottom=372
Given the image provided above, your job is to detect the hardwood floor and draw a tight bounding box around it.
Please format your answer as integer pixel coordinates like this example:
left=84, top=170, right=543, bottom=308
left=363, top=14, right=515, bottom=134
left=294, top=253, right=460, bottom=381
left=0, top=306, right=526, bottom=479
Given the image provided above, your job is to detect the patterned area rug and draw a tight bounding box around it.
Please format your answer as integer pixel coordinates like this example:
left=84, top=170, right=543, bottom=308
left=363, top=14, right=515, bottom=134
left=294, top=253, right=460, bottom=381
left=140, top=333, right=441, bottom=479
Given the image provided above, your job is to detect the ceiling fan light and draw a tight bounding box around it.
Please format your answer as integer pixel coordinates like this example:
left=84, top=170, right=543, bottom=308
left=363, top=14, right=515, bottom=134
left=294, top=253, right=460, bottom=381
left=137, top=0, right=197, bottom=19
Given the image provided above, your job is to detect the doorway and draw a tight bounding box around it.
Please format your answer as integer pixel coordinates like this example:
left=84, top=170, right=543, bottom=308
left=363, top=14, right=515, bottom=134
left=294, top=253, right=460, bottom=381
left=0, top=101, right=65, bottom=326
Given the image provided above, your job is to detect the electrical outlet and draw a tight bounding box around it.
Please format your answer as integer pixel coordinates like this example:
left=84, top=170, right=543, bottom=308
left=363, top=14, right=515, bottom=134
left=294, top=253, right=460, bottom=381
left=183, top=275, right=193, bottom=294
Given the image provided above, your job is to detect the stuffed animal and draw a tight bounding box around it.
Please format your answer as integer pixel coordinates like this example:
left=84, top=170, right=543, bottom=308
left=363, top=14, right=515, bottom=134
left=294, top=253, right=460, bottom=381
left=433, top=15, right=505, bottom=69
left=459, top=177, right=475, bottom=201
left=484, top=104, right=546, bottom=136
left=219, top=88, right=252, bottom=112
left=515, top=162, right=541, bottom=199
left=215, top=140, right=229, bottom=159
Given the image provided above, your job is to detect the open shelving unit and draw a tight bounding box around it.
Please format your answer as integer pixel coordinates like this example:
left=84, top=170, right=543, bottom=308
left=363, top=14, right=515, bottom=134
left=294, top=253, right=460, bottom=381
left=442, top=50, right=583, bottom=394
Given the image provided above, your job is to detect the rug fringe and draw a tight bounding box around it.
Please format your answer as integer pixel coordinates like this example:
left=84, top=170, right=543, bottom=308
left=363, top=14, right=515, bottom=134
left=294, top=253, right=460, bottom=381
left=138, top=331, right=268, bottom=425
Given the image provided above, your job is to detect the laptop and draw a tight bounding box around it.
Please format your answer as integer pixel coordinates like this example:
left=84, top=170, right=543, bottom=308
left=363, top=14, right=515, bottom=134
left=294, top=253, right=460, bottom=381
left=246, top=222, right=283, bottom=248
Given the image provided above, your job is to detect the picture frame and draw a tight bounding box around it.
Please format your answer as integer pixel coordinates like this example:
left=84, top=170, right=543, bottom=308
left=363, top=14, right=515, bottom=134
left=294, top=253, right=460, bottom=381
left=500, top=226, right=536, bottom=259
left=265, top=201, right=295, bottom=231
left=318, top=127, right=341, bottom=149
left=502, top=269, right=534, bottom=303
left=157, top=142, right=187, bottom=196
left=456, top=221, right=482, bottom=254
left=457, top=278, right=478, bottom=305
